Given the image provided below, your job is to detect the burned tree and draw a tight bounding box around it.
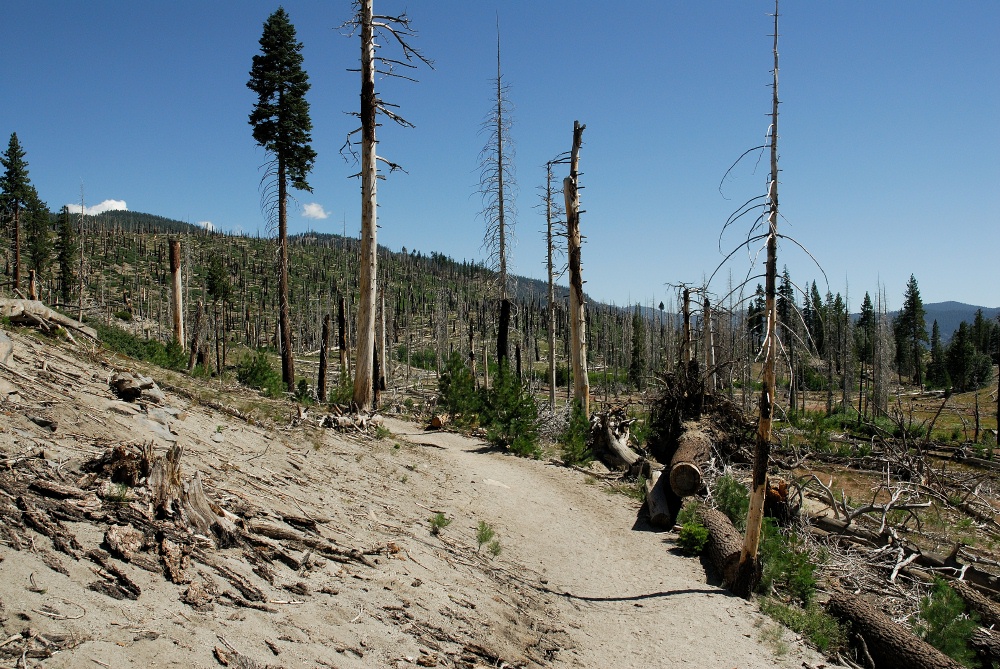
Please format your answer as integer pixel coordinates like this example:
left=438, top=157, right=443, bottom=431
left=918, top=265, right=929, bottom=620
left=732, top=1, right=781, bottom=598
left=478, top=24, right=517, bottom=367
left=343, top=0, right=431, bottom=412
left=563, top=121, right=589, bottom=415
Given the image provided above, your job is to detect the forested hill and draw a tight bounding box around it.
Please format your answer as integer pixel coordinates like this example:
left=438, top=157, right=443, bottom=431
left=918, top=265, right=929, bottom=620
left=922, top=302, right=1000, bottom=341
left=90, top=210, right=202, bottom=234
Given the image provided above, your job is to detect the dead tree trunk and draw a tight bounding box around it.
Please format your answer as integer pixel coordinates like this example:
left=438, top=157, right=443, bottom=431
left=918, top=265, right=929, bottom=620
left=827, top=590, right=962, bottom=669
left=318, top=313, right=330, bottom=402
left=169, top=238, right=184, bottom=346
left=338, top=294, right=348, bottom=381
left=188, top=300, right=205, bottom=371
left=733, top=1, right=780, bottom=599
left=970, top=628, right=1000, bottom=668
left=669, top=424, right=712, bottom=497
left=545, top=159, right=557, bottom=411
left=352, top=0, right=378, bottom=412
left=564, top=120, right=589, bottom=416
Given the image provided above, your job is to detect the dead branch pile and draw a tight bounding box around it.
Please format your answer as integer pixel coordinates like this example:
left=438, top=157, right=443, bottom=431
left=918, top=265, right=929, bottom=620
left=0, top=443, right=380, bottom=620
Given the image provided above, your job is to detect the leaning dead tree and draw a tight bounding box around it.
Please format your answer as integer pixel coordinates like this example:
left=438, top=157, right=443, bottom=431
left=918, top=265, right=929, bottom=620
left=564, top=121, right=589, bottom=415
left=343, top=0, right=431, bottom=412
left=732, top=1, right=781, bottom=599
left=478, top=22, right=517, bottom=367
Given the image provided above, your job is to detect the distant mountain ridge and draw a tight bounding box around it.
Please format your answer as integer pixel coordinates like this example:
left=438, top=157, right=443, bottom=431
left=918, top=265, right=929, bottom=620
left=921, top=302, right=1000, bottom=340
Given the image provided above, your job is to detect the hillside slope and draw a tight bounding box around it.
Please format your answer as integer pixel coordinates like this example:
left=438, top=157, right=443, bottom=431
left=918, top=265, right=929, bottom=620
left=0, top=326, right=830, bottom=668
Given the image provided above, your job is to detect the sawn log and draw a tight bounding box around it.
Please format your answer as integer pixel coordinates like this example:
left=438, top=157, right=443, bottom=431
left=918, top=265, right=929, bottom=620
left=697, top=506, right=742, bottom=586
left=669, top=424, right=712, bottom=497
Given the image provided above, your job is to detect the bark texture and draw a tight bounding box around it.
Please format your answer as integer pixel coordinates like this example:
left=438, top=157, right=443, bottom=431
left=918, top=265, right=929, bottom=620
left=827, top=590, right=962, bottom=669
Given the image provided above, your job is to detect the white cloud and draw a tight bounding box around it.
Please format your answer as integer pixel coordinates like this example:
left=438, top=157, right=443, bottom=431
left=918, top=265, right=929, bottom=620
left=302, top=202, right=329, bottom=220
left=196, top=221, right=215, bottom=232
left=64, top=199, right=128, bottom=215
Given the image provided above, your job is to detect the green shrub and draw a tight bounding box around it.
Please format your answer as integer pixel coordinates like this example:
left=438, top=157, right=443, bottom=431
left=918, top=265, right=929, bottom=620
left=94, top=321, right=186, bottom=371
left=559, top=398, right=593, bottom=466
left=295, top=378, right=313, bottom=404
left=438, top=352, right=479, bottom=421
left=915, top=578, right=980, bottom=667
left=476, top=521, right=496, bottom=549
left=236, top=351, right=284, bottom=398
left=428, top=512, right=452, bottom=536
left=479, top=361, right=540, bottom=458
left=714, top=474, right=750, bottom=532
left=678, top=522, right=709, bottom=555
left=114, top=310, right=133, bottom=322
left=758, top=519, right=817, bottom=604
left=759, top=598, right=845, bottom=654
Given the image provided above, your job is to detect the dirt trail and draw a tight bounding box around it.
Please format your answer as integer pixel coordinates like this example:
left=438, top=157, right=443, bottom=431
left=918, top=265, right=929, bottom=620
left=382, top=417, right=824, bottom=668
left=0, top=328, right=830, bottom=668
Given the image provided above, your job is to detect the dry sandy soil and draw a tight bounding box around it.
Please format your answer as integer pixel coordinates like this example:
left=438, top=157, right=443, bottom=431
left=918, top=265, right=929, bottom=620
left=0, top=327, right=833, bottom=668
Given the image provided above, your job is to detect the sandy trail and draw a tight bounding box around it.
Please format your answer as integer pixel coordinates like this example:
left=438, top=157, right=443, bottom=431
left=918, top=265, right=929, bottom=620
left=382, top=417, right=823, bottom=668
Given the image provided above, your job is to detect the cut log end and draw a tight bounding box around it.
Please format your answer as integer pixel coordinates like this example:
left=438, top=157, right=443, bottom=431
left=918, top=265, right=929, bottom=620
left=668, top=462, right=702, bottom=497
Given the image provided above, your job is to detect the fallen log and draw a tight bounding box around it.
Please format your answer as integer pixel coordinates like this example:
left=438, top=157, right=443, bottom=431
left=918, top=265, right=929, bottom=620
left=669, top=423, right=712, bottom=497
left=0, top=299, right=97, bottom=340
left=644, top=470, right=676, bottom=528
left=970, top=628, right=1000, bottom=667
left=827, top=589, right=962, bottom=669
left=950, top=580, right=1000, bottom=628
left=697, top=506, right=742, bottom=586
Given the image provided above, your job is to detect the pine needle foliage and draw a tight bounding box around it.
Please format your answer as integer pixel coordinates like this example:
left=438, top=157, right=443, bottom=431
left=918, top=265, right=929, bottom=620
left=559, top=398, right=593, bottom=466
left=915, top=578, right=981, bottom=668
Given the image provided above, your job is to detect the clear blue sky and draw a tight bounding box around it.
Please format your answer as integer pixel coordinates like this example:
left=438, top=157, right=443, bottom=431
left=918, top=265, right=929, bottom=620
left=4, top=2, right=998, bottom=311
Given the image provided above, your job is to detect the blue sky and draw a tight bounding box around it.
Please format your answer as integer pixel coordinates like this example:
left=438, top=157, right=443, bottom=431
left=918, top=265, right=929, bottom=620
left=3, top=2, right=998, bottom=311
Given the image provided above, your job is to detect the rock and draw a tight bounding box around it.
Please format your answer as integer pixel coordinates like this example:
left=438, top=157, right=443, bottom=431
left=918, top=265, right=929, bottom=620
left=144, top=385, right=167, bottom=404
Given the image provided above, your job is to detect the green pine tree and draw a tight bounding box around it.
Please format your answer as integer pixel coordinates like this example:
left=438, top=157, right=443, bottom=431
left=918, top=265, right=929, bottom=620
left=1, top=133, right=34, bottom=289
left=628, top=306, right=647, bottom=390
left=24, top=191, right=52, bottom=278
left=248, top=6, right=317, bottom=392
left=893, top=274, right=928, bottom=386
left=55, top=206, right=77, bottom=303
left=926, top=320, right=949, bottom=388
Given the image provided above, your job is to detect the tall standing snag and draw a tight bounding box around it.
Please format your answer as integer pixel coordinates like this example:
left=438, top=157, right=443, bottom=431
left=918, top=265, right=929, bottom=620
left=563, top=121, right=589, bottom=416
left=478, top=23, right=518, bottom=366
left=733, top=2, right=780, bottom=599
left=343, top=0, right=431, bottom=412
left=169, top=238, right=185, bottom=347
left=247, top=7, right=317, bottom=393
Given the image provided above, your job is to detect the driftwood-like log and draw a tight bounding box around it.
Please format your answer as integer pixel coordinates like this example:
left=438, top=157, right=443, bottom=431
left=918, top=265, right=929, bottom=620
left=827, top=590, right=962, bottom=669
left=591, top=408, right=641, bottom=472
left=0, top=299, right=97, bottom=339
left=697, top=507, right=742, bottom=586
left=644, top=470, right=676, bottom=528
left=669, top=424, right=712, bottom=497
